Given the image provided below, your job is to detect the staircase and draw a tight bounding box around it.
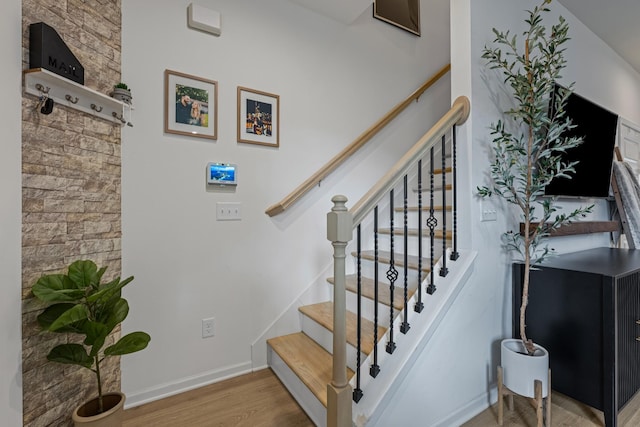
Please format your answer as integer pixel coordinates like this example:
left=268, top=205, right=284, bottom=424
left=266, top=97, right=474, bottom=427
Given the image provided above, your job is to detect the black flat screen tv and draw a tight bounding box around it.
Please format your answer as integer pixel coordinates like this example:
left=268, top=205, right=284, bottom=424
left=544, top=85, right=618, bottom=198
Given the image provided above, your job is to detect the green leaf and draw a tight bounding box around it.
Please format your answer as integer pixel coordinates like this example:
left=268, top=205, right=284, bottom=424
left=103, top=299, right=129, bottom=331
left=86, top=275, right=133, bottom=305
left=82, top=321, right=110, bottom=349
left=104, top=332, right=151, bottom=356
left=67, top=260, right=99, bottom=289
left=47, top=344, right=93, bottom=369
left=32, top=275, right=85, bottom=302
left=37, top=303, right=81, bottom=333
left=49, top=304, right=89, bottom=332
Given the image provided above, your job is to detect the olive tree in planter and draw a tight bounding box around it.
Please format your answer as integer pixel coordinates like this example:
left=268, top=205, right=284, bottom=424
left=33, top=260, right=150, bottom=426
left=478, top=0, right=592, bottom=401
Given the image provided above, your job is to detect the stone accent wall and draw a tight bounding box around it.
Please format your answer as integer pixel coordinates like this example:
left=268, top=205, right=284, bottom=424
left=22, top=1, right=123, bottom=425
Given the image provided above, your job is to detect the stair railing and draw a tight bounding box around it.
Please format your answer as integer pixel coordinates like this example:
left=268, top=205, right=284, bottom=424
left=266, top=64, right=451, bottom=217
left=326, top=96, right=469, bottom=427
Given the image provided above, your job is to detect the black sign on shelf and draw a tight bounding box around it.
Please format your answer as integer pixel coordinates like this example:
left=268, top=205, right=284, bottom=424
left=29, top=22, right=84, bottom=85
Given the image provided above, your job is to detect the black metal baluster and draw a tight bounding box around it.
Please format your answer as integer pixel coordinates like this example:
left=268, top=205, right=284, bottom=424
left=415, top=160, right=424, bottom=313
left=450, top=126, right=460, bottom=261
left=386, top=190, right=397, bottom=354
left=440, top=134, right=449, bottom=277
left=400, top=175, right=410, bottom=334
left=353, top=225, right=363, bottom=403
left=427, top=147, right=437, bottom=295
left=370, top=207, right=380, bottom=378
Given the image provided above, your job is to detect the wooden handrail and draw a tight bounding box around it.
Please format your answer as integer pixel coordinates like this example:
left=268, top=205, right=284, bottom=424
left=265, top=64, right=452, bottom=217
left=350, top=96, right=470, bottom=225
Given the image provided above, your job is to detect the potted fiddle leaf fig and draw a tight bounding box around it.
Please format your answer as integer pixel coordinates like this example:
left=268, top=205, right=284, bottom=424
left=33, top=259, right=150, bottom=426
left=478, top=0, right=592, bottom=399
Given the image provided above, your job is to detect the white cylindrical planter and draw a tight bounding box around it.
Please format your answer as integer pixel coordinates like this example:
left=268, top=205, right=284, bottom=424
left=501, top=338, right=549, bottom=398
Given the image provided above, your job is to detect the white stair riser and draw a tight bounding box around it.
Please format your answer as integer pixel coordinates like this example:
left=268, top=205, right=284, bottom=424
left=352, top=251, right=442, bottom=278
left=300, top=316, right=368, bottom=372
left=345, top=286, right=413, bottom=327
left=356, top=262, right=423, bottom=285
left=345, top=288, right=396, bottom=322
left=393, top=211, right=453, bottom=229
left=413, top=171, right=453, bottom=189
left=268, top=346, right=326, bottom=427
left=370, top=236, right=448, bottom=260
left=410, top=189, right=453, bottom=205
left=369, top=187, right=452, bottom=220
left=378, top=188, right=452, bottom=212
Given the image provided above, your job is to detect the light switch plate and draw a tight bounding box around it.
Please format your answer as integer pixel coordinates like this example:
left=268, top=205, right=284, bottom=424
left=216, top=202, right=241, bottom=221
left=481, top=201, right=497, bottom=222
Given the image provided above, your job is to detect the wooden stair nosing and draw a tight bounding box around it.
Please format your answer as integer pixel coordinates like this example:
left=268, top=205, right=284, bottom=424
left=327, top=275, right=416, bottom=311
left=429, top=166, right=453, bottom=175
left=355, top=250, right=432, bottom=273
left=299, top=302, right=387, bottom=357
left=268, top=332, right=354, bottom=408
left=379, top=228, right=453, bottom=240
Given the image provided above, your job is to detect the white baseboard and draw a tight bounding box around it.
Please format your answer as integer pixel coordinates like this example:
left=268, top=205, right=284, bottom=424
left=124, top=361, right=253, bottom=409
left=432, top=386, right=497, bottom=427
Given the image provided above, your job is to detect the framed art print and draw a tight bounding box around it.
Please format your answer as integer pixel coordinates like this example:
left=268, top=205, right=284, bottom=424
left=165, top=70, right=218, bottom=140
left=237, top=86, right=279, bottom=147
left=373, top=0, right=421, bottom=36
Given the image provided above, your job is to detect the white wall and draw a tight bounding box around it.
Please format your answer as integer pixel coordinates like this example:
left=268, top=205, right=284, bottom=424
left=120, top=0, right=452, bottom=405
left=369, top=0, right=640, bottom=426
left=1, top=0, right=23, bottom=425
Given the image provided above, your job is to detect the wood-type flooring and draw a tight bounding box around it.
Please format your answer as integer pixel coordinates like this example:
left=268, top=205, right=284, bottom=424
left=123, top=367, right=640, bottom=426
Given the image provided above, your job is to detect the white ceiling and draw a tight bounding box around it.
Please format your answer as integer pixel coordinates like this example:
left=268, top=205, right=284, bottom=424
left=559, top=0, right=640, bottom=73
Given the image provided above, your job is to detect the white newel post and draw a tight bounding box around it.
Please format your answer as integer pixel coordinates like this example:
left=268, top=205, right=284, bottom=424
left=327, top=195, right=353, bottom=427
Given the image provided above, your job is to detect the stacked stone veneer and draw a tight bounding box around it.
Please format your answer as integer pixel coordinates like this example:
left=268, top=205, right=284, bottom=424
left=22, top=1, right=123, bottom=425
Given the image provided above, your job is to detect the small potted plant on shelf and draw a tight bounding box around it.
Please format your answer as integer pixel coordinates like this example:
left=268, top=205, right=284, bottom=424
left=32, top=259, right=150, bottom=426
left=110, top=82, right=132, bottom=105
left=478, top=0, right=592, bottom=401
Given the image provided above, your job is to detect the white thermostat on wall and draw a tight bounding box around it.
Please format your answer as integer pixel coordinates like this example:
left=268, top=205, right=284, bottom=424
left=206, top=162, right=237, bottom=186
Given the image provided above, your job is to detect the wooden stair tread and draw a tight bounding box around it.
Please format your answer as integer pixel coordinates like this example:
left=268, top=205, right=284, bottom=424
left=327, top=275, right=415, bottom=311
left=268, top=332, right=354, bottom=408
left=299, top=302, right=387, bottom=356
left=356, top=250, right=432, bottom=273
left=379, top=228, right=453, bottom=240
left=431, top=166, right=452, bottom=175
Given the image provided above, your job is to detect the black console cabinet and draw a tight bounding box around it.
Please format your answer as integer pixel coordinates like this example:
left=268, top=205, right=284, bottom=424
left=513, top=248, right=640, bottom=427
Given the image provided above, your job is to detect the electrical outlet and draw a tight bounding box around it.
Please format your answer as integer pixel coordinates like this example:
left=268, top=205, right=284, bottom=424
left=216, top=202, right=241, bottom=221
left=202, top=317, right=215, bottom=338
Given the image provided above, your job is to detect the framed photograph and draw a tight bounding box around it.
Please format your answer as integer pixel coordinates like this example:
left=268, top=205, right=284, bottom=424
left=164, top=70, right=218, bottom=140
left=373, top=0, right=421, bottom=36
left=237, top=86, right=279, bottom=147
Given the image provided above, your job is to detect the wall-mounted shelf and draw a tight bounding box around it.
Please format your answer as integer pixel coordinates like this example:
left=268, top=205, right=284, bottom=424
left=23, top=68, right=133, bottom=127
